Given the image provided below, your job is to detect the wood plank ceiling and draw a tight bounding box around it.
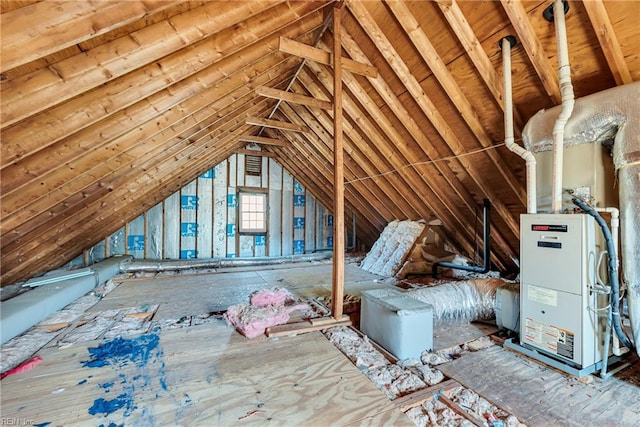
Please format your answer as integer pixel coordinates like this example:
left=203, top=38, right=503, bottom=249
left=1, top=0, right=638, bottom=285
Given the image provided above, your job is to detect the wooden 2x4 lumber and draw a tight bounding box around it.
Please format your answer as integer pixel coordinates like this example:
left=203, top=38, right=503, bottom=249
left=238, top=135, right=290, bottom=147
left=346, top=0, right=520, bottom=253
left=269, top=133, right=383, bottom=241
left=0, top=7, right=324, bottom=169
left=299, top=66, right=479, bottom=261
left=1, top=65, right=295, bottom=253
left=277, top=92, right=411, bottom=224
left=335, top=35, right=513, bottom=268
left=499, top=0, right=562, bottom=104
left=0, top=1, right=181, bottom=72
left=256, top=86, right=333, bottom=110
left=387, top=0, right=526, bottom=208
left=435, top=0, right=525, bottom=131
left=581, top=0, right=633, bottom=86
left=264, top=113, right=392, bottom=231
left=0, top=0, right=291, bottom=128
left=1, top=110, right=265, bottom=284
left=304, top=54, right=481, bottom=257
left=278, top=36, right=378, bottom=78
left=1, top=96, right=272, bottom=261
left=291, top=75, right=422, bottom=221
left=2, top=55, right=296, bottom=242
left=265, top=136, right=382, bottom=242
left=236, top=149, right=277, bottom=158
left=245, top=116, right=310, bottom=133
left=1, top=54, right=300, bottom=238
left=276, top=103, right=404, bottom=224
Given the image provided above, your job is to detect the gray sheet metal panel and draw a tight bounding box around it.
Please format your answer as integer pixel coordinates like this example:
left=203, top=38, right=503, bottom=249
left=197, top=170, right=214, bottom=258
left=146, top=202, right=163, bottom=259
left=164, top=191, right=180, bottom=259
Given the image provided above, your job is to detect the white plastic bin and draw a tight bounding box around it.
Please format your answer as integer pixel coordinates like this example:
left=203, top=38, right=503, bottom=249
left=360, top=289, right=433, bottom=360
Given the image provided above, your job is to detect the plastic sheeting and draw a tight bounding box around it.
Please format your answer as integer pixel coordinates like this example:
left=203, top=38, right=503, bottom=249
left=406, top=278, right=507, bottom=324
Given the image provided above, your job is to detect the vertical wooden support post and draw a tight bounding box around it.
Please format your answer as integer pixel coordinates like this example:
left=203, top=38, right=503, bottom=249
left=331, top=3, right=345, bottom=320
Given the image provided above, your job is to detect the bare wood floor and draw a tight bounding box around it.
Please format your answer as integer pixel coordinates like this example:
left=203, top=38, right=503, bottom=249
left=2, top=261, right=639, bottom=427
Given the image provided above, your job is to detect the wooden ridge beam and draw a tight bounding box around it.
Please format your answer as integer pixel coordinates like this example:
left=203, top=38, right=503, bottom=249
left=0, top=1, right=181, bottom=72
left=387, top=0, right=526, bottom=208
left=238, top=135, right=290, bottom=147
left=245, top=116, right=309, bottom=133
left=279, top=36, right=378, bottom=78
left=500, top=0, right=562, bottom=104
left=256, top=85, right=333, bottom=110
left=582, top=0, right=633, bottom=85
left=435, top=0, right=525, bottom=130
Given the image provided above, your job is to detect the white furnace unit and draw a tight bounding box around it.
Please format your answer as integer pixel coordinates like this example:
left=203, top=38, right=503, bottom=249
left=518, top=213, right=604, bottom=371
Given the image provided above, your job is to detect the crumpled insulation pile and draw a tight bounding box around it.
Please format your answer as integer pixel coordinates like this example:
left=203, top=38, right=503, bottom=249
left=325, top=327, right=444, bottom=400
left=407, top=278, right=508, bottom=324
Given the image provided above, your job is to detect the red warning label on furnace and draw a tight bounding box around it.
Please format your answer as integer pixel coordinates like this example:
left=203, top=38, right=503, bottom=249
left=531, top=224, right=568, bottom=232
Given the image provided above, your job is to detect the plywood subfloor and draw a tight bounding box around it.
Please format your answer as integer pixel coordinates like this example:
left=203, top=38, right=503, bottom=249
left=88, top=262, right=391, bottom=320
left=437, top=345, right=640, bottom=426
left=1, top=321, right=412, bottom=426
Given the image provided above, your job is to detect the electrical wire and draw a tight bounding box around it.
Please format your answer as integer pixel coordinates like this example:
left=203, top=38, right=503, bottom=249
left=345, top=143, right=508, bottom=184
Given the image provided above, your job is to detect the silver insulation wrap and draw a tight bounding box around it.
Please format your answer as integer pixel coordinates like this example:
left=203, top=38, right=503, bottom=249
left=523, top=82, right=639, bottom=155
left=406, top=278, right=507, bottom=325
left=121, top=252, right=332, bottom=272
left=522, top=81, right=640, bottom=355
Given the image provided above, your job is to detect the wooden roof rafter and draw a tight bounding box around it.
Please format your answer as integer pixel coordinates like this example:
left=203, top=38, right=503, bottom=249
left=581, top=0, right=633, bottom=86
left=500, top=0, right=562, bottom=104
left=346, top=0, right=520, bottom=256
left=434, top=0, right=526, bottom=130
left=387, top=0, right=526, bottom=208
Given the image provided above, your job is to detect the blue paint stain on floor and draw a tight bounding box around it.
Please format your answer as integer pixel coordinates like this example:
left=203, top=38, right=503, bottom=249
left=82, top=334, right=160, bottom=369
left=81, top=333, right=168, bottom=424
left=88, top=394, right=133, bottom=416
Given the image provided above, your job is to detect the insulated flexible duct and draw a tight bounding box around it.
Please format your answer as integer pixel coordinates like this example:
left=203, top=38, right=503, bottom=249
left=407, top=278, right=507, bottom=325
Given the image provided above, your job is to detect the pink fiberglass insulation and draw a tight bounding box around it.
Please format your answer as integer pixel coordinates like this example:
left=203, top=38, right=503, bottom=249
left=250, top=288, right=293, bottom=307
left=224, top=303, right=308, bottom=338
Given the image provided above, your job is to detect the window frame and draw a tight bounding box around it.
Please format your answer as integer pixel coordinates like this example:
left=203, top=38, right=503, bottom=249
left=237, top=190, right=268, bottom=234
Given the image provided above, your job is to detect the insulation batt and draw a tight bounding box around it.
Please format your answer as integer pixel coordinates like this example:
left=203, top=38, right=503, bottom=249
left=224, top=288, right=307, bottom=338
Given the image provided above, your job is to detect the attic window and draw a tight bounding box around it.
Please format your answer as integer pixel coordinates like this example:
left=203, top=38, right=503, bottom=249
left=239, top=192, right=267, bottom=233
left=245, top=155, right=262, bottom=177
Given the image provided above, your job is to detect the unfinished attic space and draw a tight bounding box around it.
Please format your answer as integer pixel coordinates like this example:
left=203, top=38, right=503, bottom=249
left=2, top=0, right=640, bottom=424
